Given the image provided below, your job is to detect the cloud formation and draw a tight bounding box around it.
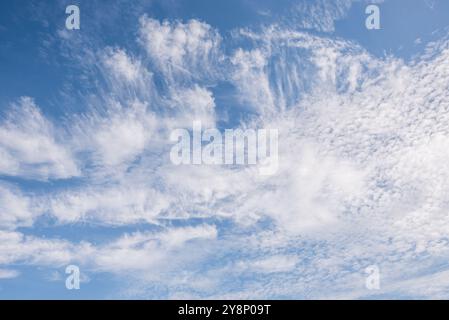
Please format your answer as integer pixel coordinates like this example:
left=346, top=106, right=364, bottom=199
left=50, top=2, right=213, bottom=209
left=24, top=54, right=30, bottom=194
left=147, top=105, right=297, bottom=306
left=1, top=0, right=449, bottom=299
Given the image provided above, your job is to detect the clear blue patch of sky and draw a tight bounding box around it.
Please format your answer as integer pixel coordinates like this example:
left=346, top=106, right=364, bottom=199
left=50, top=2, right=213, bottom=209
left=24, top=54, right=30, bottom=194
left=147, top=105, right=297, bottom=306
left=334, top=0, right=449, bottom=60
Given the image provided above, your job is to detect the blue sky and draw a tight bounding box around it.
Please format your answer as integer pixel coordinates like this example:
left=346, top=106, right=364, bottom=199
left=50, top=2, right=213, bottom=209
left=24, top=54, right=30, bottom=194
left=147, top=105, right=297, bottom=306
left=1, top=0, right=449, bottom=299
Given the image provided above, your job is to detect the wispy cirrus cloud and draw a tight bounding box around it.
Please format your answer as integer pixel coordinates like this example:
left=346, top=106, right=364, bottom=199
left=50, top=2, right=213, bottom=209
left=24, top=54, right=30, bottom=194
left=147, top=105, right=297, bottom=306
left=0, top=97, right=80, bottom=180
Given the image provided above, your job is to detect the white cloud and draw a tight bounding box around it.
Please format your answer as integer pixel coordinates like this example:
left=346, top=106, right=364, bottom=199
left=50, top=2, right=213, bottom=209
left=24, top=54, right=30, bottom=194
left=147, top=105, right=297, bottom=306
left=0, top=97, right=79, bottom=180
left=158, top=224, right=217, bottom=248
left=102, top=48, right=146, bottom=82
left=0, top=184, right=36, bottom=230
left=0, top=230, right=87, bottom=266
left=138, top=17, right=222, bottom=79
left=0, top=225, right=216, bottom=280
left=71, top=99, right=157, bottom=169
left=168, top=85, right=217, bottom=128
left=286, top=0, right=353, bottom=32
left=0, top=269, right=19, bottom=279
left=230, top=48, right=276, bottom=115
left=238, top=255, right=298, bottom=274
left=48, top=184, right=170, bottom=225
